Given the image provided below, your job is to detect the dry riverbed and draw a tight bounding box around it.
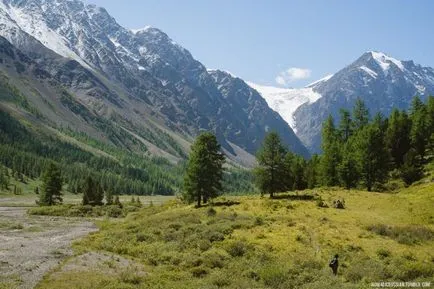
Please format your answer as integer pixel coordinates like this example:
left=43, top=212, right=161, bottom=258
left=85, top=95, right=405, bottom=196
left=0, top=207, right=98, bottom=289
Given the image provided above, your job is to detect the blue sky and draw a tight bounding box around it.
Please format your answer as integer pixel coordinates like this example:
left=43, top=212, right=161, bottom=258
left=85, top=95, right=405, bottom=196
left=84, top=0, right=434, bottom=88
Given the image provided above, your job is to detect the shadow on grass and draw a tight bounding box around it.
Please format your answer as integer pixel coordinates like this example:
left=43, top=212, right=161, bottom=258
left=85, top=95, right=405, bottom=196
left=271, top=193, right=315, bottom=201
left=209, top=200, right=241, bottom=207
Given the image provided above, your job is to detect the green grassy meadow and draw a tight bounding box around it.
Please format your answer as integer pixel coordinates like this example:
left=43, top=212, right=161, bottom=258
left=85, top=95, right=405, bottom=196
left=35, top=182, right=434, bottom=289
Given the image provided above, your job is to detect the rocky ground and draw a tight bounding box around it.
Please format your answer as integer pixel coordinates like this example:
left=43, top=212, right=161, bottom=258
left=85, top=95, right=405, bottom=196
left=0, top=207, right=98, bottom=289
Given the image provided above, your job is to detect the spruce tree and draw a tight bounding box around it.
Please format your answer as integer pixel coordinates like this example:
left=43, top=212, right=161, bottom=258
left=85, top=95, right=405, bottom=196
left=427, top=96, right=434, bottom=158
left=183, top=132, right=225, bottom=206
left=254, top=132, right=289, bottom=198
left=305, top=154, right=321, bottom=189
left=114, top=195, right=122, bottom=208
left=320, top=115, right=340, bottom=186
left=400, top=148, right=423, bottom=186
left=409, top=96, right=429, bottom=161
left=82, top=175, right=104, bottom=206
left=338, top=144, right=358, bottom=190
left=353, top=124, right=389, bottom=191
left=39, top=163, right=63, bottom=206
left=338, top=109, right=353, bottom=142
left=385, top=109, right=411, bottom=168
left=353, top=98, right=370, bottom=131
left=292, top=156, right=307, bottom=190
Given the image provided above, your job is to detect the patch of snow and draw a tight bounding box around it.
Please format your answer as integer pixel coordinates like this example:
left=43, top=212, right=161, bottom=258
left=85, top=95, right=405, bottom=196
left=370, top=51, right=404, bottom=71
left=1, top=3, right=91, bottom=69
left=109, top=37, right=140, bottom=62
left=306, top=74, right=334, bottom=87
left=247, top=82, right=322, bottom=131
left=415, top=84, right=426, bottom=94
left=359, top=66, right=378, bottom=78
left=130, top=26, right=152, bottom=34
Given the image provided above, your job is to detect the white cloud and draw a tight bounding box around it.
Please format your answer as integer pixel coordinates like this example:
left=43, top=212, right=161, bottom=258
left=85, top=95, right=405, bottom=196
left=275, top=67, right=312, bottom=86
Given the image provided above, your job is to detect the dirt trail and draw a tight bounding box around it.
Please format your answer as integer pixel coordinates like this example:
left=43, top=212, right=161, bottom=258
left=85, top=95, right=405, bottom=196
left=0, top=207, right=98, bottom=289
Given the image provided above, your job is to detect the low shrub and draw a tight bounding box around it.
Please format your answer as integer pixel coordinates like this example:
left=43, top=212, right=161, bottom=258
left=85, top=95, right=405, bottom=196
left=28, top=204, right=139, bottom=218
left=226, top=240, right=250, bottom=257
left=377, top=248, right=391, bottom=259
left=367, top=224, right=434, bottom=244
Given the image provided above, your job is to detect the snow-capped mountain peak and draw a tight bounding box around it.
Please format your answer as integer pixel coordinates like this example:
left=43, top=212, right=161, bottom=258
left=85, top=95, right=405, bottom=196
left=368, top=51, right=405, bottom=71
left=293, top=51, right=434, bottom=153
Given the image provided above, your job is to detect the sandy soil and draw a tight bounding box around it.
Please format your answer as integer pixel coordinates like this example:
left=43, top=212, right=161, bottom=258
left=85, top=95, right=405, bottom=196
left=0, top=207, right=98, bottom=289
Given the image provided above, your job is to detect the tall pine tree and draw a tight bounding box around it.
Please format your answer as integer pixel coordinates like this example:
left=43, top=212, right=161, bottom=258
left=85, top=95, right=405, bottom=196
left=38, top=163, right=63, bottom=206
left=353, top=98, right=370, bottom=131
left=320, top=115, right=340, bottom=186
left=410, top=96, right=429, bottom=161
left=385, top=109, right=411, bottom=168
left=254, top=132, right=289, bottom=198
left=183, top=132, right=225, bottom=206
left=353, top=123, right=389, bottom=191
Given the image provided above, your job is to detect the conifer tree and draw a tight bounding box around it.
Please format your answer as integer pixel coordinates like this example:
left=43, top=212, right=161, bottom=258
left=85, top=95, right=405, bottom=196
left=400, top=148, right=423, bottom=186
left=385, top=109, right=411, bottom=168
left=427, top=96, right=434, bottom=158
left=353, top=98, right=370, bottom=130
left=254, top=132, right=289, bottom=198
left=409, top=96, right=429, bottom=161
left=114, top=195, right=122, bottom=208
left=183, top=132, right=225, bottom=206
left=305, top=154, right=321, bottom=189
left=353, top=123, right=389, bottom=191
left=38, top=163, right=63, bottom=206
left=82, top=175, right=104, bottom=206
left=292, top=156, right=307, bottom=190
left=337, top=143, right=358, bottom=189
left=320, top=115, right=340, bottom=186
left=338, top=109, right=353, bottom=142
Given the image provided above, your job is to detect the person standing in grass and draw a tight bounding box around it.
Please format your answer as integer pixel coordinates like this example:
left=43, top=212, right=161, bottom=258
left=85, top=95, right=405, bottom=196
left=329, top=254, right=339, bottom=275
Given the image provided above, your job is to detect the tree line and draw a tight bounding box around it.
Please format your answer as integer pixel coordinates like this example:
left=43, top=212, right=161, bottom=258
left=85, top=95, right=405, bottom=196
left=254, top=96, right=434, bottom=196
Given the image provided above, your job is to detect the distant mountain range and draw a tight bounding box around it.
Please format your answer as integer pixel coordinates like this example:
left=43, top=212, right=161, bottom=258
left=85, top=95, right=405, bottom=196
left=250, top=52, right=434, bottom=153
left=0, top=0, right=308, bottom=167
left=0, top=0, right=433, bottom=161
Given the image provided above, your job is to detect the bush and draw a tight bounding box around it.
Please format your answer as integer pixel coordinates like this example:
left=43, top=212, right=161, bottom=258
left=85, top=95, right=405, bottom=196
left=333, top=199, right=345, bottom=209
left=226, top=240, right=249, bottom=257
left=316, top=196, right=328, bottom=208
left=191, top=266, right=208, bottom=278
left=202, top=249, right=228, bottom=269
left=377, top=248, right=391, bottom=259
left=207, top=207, right=217, bottom=216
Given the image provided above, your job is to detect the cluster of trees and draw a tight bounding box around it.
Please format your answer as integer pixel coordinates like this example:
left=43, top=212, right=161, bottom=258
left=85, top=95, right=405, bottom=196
left=0, top=108, right=252, bottom=201
left=37, top=162, right=125, bottom=207
left=320, top=96, right=433, bottom=190
left=253, top=133, right=309, bottom=197
left=254, top=96, right=433, bottom=196
left=0, top=110, right=179, bottom=197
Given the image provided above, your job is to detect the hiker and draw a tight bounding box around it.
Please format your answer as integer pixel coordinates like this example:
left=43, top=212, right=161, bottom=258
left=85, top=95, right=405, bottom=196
left=329, top=254, right=339, bottom=275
